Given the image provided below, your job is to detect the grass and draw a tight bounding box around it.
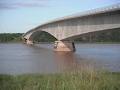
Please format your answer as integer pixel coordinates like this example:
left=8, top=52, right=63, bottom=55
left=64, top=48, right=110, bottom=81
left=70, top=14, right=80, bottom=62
left=0, top=69, right=120, bottom=90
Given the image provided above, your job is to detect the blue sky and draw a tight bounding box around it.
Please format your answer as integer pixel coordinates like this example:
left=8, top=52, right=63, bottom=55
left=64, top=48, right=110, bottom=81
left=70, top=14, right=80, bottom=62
left=0, top=0, right=119, bottom=33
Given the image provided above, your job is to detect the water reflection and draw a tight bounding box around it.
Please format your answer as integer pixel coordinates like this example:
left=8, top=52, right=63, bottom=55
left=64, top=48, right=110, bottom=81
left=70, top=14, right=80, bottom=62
left=54, top=51, right=96, bottom=72
left=54, top=52, right=77, bottom=71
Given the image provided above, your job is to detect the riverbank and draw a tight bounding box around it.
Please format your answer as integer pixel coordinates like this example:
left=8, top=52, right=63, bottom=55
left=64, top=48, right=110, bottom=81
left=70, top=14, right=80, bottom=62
left=0, top=70, right=120, bottom=90
left=1, top=29, right=120, bottom=43
left=1, top=42, right=120, bottom=44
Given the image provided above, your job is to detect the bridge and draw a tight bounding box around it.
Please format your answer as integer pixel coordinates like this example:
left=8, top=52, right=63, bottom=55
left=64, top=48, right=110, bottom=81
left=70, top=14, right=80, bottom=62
left=23, top=4, right=120, bottom=51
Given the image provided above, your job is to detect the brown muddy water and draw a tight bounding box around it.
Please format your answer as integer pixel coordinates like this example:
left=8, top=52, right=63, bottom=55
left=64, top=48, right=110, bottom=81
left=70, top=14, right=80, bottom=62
left=0, top=43, right=120, bottom=74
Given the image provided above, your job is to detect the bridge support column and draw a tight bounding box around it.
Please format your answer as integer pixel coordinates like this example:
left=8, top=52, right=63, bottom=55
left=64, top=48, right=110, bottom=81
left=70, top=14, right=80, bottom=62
left=54, top=41, right=75, bottom=52
left=26, top=39, right=33, bottom=45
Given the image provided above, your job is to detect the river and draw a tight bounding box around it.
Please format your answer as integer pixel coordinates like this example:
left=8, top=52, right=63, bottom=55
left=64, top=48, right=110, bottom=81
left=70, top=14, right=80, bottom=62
left=0, top=43, right=120, bottom=74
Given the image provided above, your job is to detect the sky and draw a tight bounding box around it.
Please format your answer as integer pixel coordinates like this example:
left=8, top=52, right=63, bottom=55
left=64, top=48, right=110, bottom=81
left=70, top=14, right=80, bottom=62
left=0, top=0, right=120, bottom=33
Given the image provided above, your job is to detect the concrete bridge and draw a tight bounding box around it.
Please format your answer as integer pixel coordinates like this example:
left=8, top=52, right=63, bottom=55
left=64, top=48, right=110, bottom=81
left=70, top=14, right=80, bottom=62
left=23, top=4, right=120, bottom=51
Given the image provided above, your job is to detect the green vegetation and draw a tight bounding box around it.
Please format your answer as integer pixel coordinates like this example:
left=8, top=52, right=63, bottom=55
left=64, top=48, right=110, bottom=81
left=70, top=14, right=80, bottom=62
left=0, top=33, right=23, bottom=42
left=0, top=32, right=56, bottom=43
left=75, top=29, right=120, bottom=43
left=0, top=29, right=120, bottom=43
left=33, top=32, right=57, bottom=43
left=0, top=70, right=120, bottom=90
left=33, top=29, right=120, bottom=43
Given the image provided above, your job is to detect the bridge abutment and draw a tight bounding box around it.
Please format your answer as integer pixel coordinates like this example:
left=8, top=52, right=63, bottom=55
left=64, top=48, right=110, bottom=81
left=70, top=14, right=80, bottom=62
left=54, top=41, right=76, bottom=52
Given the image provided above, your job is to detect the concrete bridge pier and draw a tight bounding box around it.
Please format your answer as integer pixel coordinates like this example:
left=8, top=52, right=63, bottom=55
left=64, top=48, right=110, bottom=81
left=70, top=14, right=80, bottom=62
left=26, top=39, right=33, bottom=45
left=54, top=41, right=76, bottom=52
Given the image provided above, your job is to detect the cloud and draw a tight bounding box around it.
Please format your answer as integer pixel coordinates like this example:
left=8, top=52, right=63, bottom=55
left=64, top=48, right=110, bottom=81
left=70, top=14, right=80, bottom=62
left=0, top=0, right=51, bottom=10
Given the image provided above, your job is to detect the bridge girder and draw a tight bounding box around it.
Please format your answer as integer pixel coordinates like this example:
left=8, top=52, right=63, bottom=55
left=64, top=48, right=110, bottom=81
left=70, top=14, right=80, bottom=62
left=23, top=4, right=120, bottom=41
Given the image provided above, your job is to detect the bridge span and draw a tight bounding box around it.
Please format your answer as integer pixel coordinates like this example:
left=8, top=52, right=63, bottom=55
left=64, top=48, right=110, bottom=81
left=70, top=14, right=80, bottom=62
left=23, top=4, right=120, bottom=51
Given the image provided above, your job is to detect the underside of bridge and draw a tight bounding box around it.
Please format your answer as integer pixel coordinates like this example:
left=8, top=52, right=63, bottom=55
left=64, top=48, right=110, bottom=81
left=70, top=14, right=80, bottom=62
left=23, top=31, right=76, bottom=52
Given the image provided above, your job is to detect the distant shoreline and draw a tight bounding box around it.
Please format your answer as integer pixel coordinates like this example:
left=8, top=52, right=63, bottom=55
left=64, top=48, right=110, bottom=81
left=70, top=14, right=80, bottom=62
left=0, top=41, right=120, bottom=44
left=0, top=30, right=120, bottom=43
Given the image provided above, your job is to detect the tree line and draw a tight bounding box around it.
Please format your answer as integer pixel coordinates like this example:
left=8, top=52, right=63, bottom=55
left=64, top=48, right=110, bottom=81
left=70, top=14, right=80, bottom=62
left=0, top=33, right=23, bottom=42
left=75, top=28, right=120, bottom=43
left=0, top=28, right=120, bottom=43
left=32, top=29, right=120, bottom=43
